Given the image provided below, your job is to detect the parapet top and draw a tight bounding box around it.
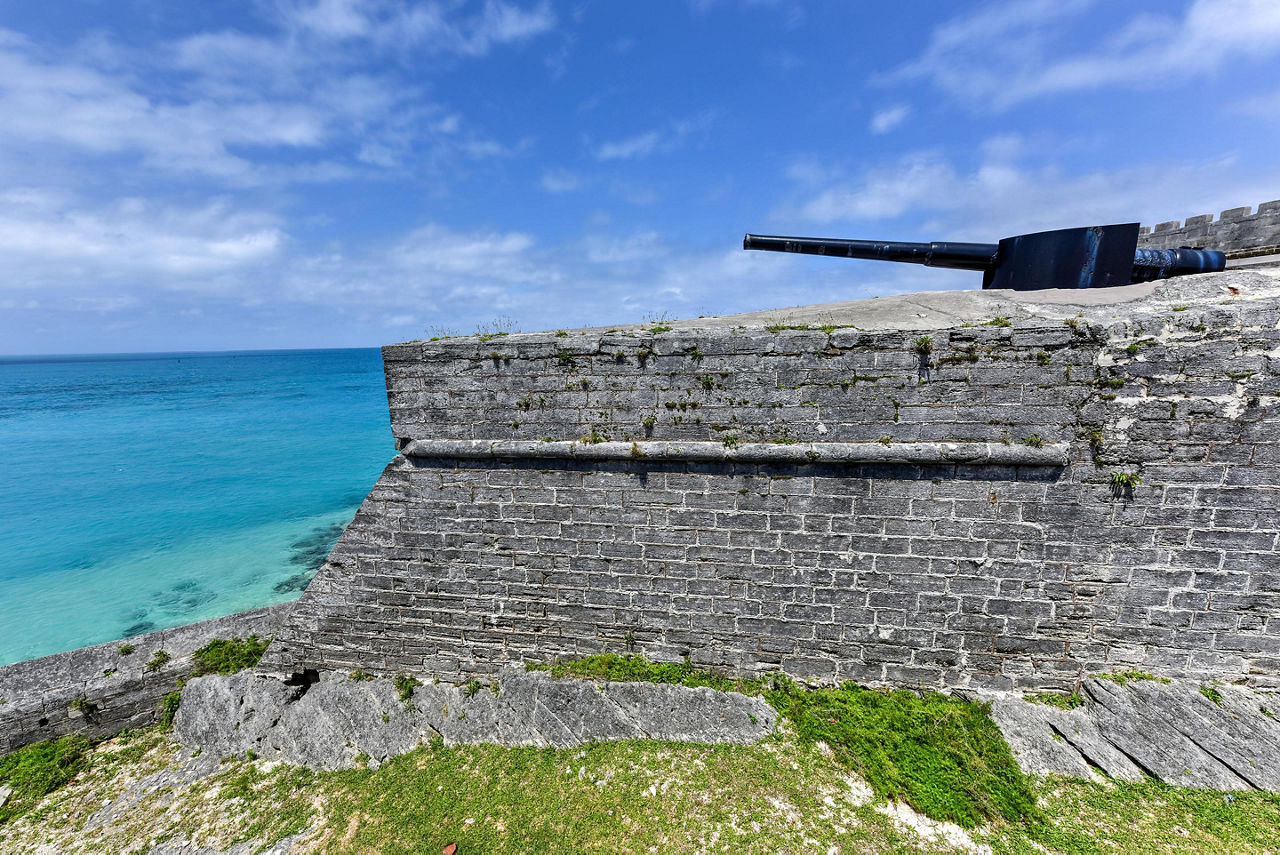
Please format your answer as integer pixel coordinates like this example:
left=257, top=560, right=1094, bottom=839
left=388, top=266, right=1279, bottom=355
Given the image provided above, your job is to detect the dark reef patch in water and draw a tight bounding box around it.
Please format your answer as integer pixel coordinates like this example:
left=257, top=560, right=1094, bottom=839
left=122, top=620, right=155, bottom=637
left=288, top=523, right=345, bottom=570
left=273, top=572, right=314, bottom=594
left=272, top=521, right=345, bottom=594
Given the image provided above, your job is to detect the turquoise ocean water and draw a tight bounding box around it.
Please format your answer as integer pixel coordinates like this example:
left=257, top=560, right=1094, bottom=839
left=0, top=348, right=393, bottom=666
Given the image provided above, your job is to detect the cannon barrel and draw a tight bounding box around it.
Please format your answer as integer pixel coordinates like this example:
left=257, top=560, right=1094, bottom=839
left=742, top=234, right=998, bottom=271
left=1131, top=247, right=1227, bottom=281
left=744, top=225, right=1226, bottom=290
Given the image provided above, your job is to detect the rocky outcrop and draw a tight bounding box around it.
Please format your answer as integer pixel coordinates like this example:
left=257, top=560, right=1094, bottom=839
left=174, top=669, right=777, bottom=770
left=978, top=678, right=1280, bottom=790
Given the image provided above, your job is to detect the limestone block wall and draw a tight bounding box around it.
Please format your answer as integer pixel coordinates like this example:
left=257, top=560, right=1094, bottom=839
left=1139, top=200, right=1280, bottom=254
left=263, top=270, right=1280, bottom=692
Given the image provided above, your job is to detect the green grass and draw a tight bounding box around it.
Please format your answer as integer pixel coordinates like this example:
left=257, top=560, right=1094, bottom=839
left=529, top=653, right=767, bottom=695
left=1096, top=670, right=1169, bottom=686
left=529, top=654, right=1035, bottom=828
left=0, top=735, right=91, bottom=823
left=766, top=681, right=1035, bottom=828
left=8, top=709, right=1280, bottom=852
left=158, top=691, right=182, bottom=731
left=190, top=636, right=271, bottom=676
left=1200, top=685, right=1224, bottom=706
left=318, top=739, right=914, bottom=854
left=1024, top=692, right=1084, bottom=711
left=983, top=777, right=1280, bottom=853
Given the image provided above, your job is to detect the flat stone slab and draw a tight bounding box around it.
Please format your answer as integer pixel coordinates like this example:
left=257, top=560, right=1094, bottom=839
left=174, top=670, right=777, bottom=770
left=980, top=678, right=1280, bottom=790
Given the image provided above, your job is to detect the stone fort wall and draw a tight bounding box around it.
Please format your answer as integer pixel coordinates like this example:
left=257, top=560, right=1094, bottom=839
left=1138, top=199, right=1280, bottom=255
left=262, top=269, right=1280, bottom=693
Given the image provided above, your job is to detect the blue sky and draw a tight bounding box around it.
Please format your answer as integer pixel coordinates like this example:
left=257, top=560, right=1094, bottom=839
left=1, top=0, right=1278, bottom=354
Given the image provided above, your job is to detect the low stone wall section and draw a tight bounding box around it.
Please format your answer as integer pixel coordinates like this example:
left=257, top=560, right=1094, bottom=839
left=0, top=604, right=293, bottom=754
left=262, top=269, right=1280, bottom=693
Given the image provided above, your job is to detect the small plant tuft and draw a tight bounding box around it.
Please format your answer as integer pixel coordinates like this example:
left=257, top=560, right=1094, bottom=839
left=1021, top=434, right=1046, bottom=448
left=912, top=335, right=934, bottom=356
left=1109, top=471, right=1142, bottom=494
left=1025, top=691, right=1084, bottom=710
left=394, top=673, right=420, bottom=707
left=462, top=680, right=483, bottom=698
left=68, top=696, right=98, bottom=717
left=158, top=690, right=182, bottom=731
left=1200, top=684, right=1224, bottom=706
left=986, top=316, right=1012, bottom=328
left=349, top=669, right=374, bottom=682
left=117, top=643, right=135, bottom=656
left=191, top=636, right=270, bottom=676
left=144, top=650, right=171, bottom=673
left=1096, top=670, right=1169, bottom=686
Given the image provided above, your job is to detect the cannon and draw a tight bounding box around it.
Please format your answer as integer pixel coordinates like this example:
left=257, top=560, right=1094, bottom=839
left=742, top=223, right=1226, bottom=291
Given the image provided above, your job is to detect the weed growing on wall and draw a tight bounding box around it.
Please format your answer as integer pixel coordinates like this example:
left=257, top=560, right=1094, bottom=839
left=144, top=650, right=170, bottom=673
left=191, top=637, right=271, bottom=677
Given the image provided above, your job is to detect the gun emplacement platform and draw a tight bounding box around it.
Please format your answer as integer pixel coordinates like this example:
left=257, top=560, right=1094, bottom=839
left=744, top=223, right=1225, bottom=291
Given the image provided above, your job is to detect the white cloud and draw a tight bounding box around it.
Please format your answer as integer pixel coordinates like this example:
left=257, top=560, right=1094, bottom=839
left=0, top=0, right=553, bottom=188
left=595, top=131, right=662, bottom=161
left=778, top=140, right=1280, bottom=243
left=281, top=0, right=557, bottom=55
left=540, top=168, right=584, bottom=193
left=1231, top=86, right=1280, bottom=118
left=791, top=153, right=958, bottom=222
left=582, top=231, right=664, bottom=264
left=886, top=0, right=1280, bottom=109
left=387, top=224, right=541, bottom=282
left=869, top=105, right=910, bottom=134
left=0, top=189, right=282, bottom=287
left=592, top=112, right=717, bottom=161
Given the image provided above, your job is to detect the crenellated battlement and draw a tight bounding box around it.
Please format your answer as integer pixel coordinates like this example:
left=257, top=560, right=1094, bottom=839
left=1139, top=200, right=1280, bottom=256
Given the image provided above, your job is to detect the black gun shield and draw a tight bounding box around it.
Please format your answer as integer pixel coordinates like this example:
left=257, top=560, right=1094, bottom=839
left=982, top=224, right=1139, bottom=290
